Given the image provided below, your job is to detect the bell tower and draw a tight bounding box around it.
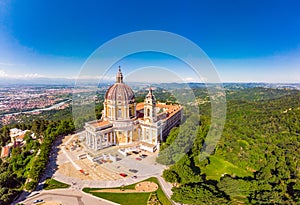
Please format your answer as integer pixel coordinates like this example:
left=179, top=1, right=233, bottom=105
left=144, top=87, right=157, bottom=123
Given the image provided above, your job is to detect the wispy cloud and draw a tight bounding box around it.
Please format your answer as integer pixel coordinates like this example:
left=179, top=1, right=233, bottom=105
left=0, top=70, right=46, bottom=79
left=22, top=73, right=45, bottom=78
left=183, top=77, right=195, bottom=82
left=0, top=70, right=8, bottom=77
left=75, top=75, right=114, bottom=81
left=0, top=62, right=15, bottom=66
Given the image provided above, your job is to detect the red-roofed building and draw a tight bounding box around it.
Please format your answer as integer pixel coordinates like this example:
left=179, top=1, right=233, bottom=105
left=1, top=146, right=11, bottom=158
left=10, top=128, right=29, bottom=145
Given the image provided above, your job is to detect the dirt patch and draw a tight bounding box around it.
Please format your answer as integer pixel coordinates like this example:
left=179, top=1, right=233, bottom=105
left=57, top=162, right=92, bottom=180
left=135, top=181, right=158, bottom=192
left=44, top=201, right=61, bottom=205
left=93, top=181, right=158, bottom=193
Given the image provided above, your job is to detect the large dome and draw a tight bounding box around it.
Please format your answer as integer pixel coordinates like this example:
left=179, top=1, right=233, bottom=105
left=105, top=83, right=135, bottom=101
left=105, top=67, right=135, bottom=102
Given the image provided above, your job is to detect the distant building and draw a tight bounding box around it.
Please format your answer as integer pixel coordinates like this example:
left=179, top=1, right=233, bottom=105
left=0, top=145, right=11, bottom=158
left=83, top=67, right=182, bottom=152
left=0, top=128, right=33, bottom=158
left=10, top=128, right=29, bottom=145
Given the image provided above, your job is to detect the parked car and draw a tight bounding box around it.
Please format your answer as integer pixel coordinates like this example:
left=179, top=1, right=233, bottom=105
left=132, top=175, right=137, bottom=179
left=136, top=157, right=142, bottom=161
left=129, top=169, right=138, bottom=173
left=33, top=199, right=44, bottom=204
left=120, top=173, right=128, bottom=177
left=140, top=154, right=147, bottom=158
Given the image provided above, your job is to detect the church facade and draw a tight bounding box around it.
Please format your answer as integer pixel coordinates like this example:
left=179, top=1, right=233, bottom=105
left=83, top=67, right=182, bottom=152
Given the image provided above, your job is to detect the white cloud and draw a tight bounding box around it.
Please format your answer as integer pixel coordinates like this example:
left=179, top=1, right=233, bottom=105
left=183, top=77, right=195, bottom=82
left=0, top=70, right=46, bottom=79
left=74, top=75, right=115, bottom=81
left=0, top=70, right=8, bottom=77
left=23, top=73, right=45, bottom=78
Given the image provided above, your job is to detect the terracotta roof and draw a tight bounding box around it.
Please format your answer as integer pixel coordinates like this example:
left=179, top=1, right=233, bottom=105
left=165, top=106, right=182, bottom=119
left=136, top=102, right=144, bottom=111
left=1, top=146, right=11, bottom=158
left=16, top=133, right=26, bottom=140
left=137, top=102, right=182, bottom=120
left=91, top=120, right=111, bottom=128
left=156, top=103, right=176, bottom=109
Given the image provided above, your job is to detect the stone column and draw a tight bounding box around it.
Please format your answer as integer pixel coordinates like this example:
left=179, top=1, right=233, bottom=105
left=89, top=132, right=91, bottom=146
left=125, top=131, right=128, bottom=144
left=130, top=131, right=133, bottom=143
left=113, top=132, right=116, bottom=145
left=106, top=133, right=109, bottom=146
left=90, top=132, right=93, bottom=147
left=100, top=134, right=103, bottom=149
left=86, top=131, right=89, bottom=145
left=94, top=135, right=97, bottom=150
left=89, top=133, right=92, bottom=148
left=89, top=132, right=92, bottom=146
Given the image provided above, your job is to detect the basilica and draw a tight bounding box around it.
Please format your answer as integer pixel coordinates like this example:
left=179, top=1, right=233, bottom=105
left=83, top=67, right=182, bottom=152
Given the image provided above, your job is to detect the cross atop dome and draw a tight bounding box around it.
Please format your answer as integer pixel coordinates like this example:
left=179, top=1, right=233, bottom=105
left=116, top=66, right=123, bottom=83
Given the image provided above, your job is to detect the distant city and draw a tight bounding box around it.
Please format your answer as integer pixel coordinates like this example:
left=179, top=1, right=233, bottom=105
left=0, top=82, right=299, bottom=127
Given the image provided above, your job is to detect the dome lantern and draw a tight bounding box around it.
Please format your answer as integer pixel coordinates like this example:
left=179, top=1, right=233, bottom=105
left=116, top=66, right=123, bottom=83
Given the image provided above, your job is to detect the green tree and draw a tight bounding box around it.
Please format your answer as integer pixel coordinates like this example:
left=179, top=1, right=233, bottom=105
left=172, top=184, right=229, bottom=205
left=173, top=155, right=202, bottom=184
left=25, top=180, right=37, bottom=191
left=218, top=175, right=256, bottom=198
left=162, top=169, right=179, bottom=184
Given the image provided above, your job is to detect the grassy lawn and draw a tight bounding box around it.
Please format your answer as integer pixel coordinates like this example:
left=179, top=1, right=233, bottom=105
left=88, top=192, right=150, bottom=205
left=43, top=178, right=70, bottom=190
left=83, top=177, right=172, bottom=205
left=201, top=156, right=253, bottom=181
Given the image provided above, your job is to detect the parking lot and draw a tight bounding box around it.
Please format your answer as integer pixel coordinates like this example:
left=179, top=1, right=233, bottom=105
left=54, top=134, right=166, bottom=188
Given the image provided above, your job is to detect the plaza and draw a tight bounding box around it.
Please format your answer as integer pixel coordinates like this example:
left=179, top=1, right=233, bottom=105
left=55, top=134, right=166, bottom=185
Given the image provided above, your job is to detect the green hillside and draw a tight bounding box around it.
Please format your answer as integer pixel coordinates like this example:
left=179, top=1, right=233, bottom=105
left=158, top=88, right=300, bottom=204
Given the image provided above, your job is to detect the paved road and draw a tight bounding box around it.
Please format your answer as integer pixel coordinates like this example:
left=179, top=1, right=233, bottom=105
left=20, top=189, right=117, bottom=205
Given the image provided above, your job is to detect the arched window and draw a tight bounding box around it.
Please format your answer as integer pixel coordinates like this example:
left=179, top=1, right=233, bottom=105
left=147, top=108, right=150, bottom=117
left=118, top=108, right=122, bottom=118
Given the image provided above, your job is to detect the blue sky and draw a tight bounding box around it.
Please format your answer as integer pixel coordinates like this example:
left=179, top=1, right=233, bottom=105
left=0, top=0, right=300, bottom=82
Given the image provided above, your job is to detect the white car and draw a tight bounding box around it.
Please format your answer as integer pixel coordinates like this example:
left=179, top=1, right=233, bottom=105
left=33, top=199, right=44, bottom=204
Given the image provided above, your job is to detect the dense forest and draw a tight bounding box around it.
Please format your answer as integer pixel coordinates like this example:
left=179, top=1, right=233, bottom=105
left=0, top=119, right=74, bottom=205
left=158, top=88, right=300, bottom=204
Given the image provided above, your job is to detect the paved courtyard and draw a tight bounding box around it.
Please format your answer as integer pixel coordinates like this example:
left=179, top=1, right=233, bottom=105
left=54, top=134, right=166, bottom=189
